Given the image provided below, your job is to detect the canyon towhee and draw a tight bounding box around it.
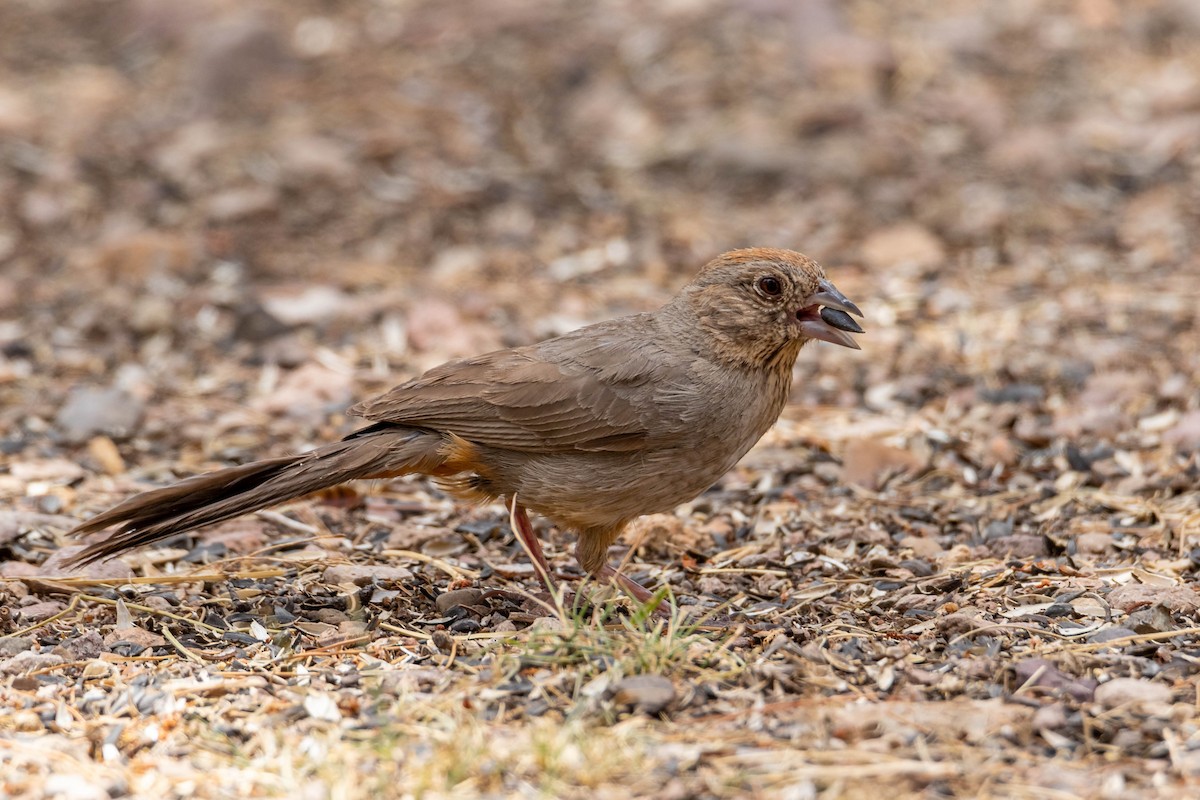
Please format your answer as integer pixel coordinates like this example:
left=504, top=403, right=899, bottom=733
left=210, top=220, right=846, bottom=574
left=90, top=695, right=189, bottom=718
left=67, top=248, right=863, bottom=603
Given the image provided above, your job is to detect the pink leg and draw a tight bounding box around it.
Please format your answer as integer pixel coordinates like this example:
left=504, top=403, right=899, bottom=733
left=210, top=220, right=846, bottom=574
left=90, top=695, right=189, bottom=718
left=508, top=498, right=555, bottom=593
left=597, top=564, right=673, bottom=619
left=597, top=564, right=656, bottom=604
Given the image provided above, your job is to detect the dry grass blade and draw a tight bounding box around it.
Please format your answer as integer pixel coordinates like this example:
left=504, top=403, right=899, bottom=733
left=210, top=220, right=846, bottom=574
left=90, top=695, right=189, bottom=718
left=378, top=548, right=479, bottom=579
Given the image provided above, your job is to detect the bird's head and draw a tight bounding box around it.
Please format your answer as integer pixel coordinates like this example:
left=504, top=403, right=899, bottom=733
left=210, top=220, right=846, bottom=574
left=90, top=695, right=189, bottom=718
left=671, top=248, right=864, bottom=368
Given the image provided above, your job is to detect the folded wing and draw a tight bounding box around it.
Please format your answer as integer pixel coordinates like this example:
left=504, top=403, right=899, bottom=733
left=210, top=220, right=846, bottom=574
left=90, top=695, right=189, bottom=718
left=350, top=317, right=687, bottom=453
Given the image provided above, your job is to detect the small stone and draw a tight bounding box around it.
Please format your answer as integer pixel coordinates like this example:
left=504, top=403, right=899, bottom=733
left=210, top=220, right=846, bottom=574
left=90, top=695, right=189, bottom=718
left=492, top=562, right=536, bottom=577
left=336, top=620, right=367, bottom=638
left=1164, top=410, right=1200, bottom=451
left=321, top=563, right=414, bottom=586
left=104, top=626, right=167, bottom=650
left=55, top=386, right=144, bottom=443
left=0, top=637, right=34, bottom=657
left=57, top=630, right=105, bottom=661
left=611, top=675, right=676, bottom=714
left=987, top=535, right=1048, bottom=559
left=1108, top=584, right=1200, bottom=614
left=987, top=435, right=1020, bottom=466
left=898, top=535, right=943, bottom=559
left=1087, top=626, right=1138, bottom=645
left=420, top=534, right=469, bottom=558
left=41, top=546, right=133, bottom=580
left=1013, top=658, right=1097, bottom=702
left=205, top=185, right=279, bottom=222
left=303, top=692, right=342, bottom=723
left=87, top=436, right=126, bottom=475
left=0, top=511, right=78, bottom=545
left=435, top=588, right=485, bottom=614
left=311, top=608, right=349, bottom=624
left=1094, top=678, right=1172, bottom=710
left=80, top=660, right=113, bottom=681
left=0, top=650, right=65, bottom=676
left=527, top=617, right=564, bottom=632
left=1124, top=604, right=1176, bottom=634
left=37, top=494, right=64, bottom=514
left=1075, top=532, right=1113, bottom=555
left=812, top=462, right=842, bottom=484
left=259, top=284, right=352, bottom=326
left=275, top=134, right=353, bottom=182
left=1032, top=703, right=1069, bottom=731
left=16, top=601, right=66, bottom=623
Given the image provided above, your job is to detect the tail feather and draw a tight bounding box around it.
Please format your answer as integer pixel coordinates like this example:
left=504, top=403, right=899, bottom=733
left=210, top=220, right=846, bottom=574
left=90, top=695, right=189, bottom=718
left=66, top=427, right=444, bottom=566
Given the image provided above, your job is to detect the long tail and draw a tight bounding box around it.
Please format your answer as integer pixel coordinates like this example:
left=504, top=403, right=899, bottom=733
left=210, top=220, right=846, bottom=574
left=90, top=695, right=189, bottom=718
left=66, top=425, right=447, bottom=566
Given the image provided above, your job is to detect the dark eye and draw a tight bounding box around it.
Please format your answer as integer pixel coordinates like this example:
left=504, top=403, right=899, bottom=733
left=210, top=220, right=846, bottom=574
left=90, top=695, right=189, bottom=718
left=757, top=276, right=783, bottom=297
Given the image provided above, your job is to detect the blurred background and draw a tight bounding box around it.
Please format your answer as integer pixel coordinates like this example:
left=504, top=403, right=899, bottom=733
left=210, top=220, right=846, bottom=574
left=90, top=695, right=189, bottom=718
left=0, top=0, right=1197, bottom=480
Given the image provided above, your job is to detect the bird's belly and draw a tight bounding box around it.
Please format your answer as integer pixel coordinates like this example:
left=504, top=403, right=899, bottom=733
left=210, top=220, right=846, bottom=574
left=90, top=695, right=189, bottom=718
left=509, top=444, right=744, bottom=532
left=473, top=373, right=789, bottom=533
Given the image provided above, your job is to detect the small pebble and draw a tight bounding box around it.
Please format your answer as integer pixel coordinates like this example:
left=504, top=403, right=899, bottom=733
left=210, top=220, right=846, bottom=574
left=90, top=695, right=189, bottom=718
left=611, top=675, right=676, bottom=714
left=435, top=588, right=485, bottom=614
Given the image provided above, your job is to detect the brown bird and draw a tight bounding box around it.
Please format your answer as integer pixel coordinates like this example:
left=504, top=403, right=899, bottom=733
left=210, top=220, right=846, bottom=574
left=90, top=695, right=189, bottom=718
left=66, top=248, right=863, bottom=604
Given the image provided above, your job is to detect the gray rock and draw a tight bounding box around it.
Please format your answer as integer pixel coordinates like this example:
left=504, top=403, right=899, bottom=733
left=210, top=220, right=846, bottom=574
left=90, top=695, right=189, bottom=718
left=435, top=588, right=485, bottom=614
left=0, top=637, right=34, bottom=657
left=1094, top=678, right=1172, bottom=709
left=611, top=674, right=676, bottom=714
left=55, top=386, right=143, bottom=443
left=322, top=563, right=414, bottom=586
left=0, top=650, right=65, bottom=675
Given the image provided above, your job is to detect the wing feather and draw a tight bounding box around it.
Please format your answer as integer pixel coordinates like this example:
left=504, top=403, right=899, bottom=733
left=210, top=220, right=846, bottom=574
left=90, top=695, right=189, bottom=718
left=349, top=316, right=686, bottom=453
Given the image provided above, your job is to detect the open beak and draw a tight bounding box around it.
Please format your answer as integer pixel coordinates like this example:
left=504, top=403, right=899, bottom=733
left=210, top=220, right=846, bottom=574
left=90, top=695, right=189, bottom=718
left=796, top=278, right=864, bottom=349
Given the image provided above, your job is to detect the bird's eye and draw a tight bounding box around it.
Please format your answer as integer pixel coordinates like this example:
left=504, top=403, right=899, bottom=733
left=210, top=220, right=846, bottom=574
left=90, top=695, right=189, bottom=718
left=757, top=276, right=783, bottom=297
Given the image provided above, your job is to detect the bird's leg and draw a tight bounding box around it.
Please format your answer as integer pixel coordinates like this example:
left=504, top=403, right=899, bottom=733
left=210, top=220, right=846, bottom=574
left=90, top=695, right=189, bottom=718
left=508, top=497, right=555, bottom=594
left=601, top=563, right=673, bottom=620
left=576, top=535, right=671, bottom=616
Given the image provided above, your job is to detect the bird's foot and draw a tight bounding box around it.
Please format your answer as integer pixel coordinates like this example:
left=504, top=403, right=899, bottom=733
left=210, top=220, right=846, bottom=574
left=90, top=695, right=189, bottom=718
left=596, top=564, right=673, bottom=620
